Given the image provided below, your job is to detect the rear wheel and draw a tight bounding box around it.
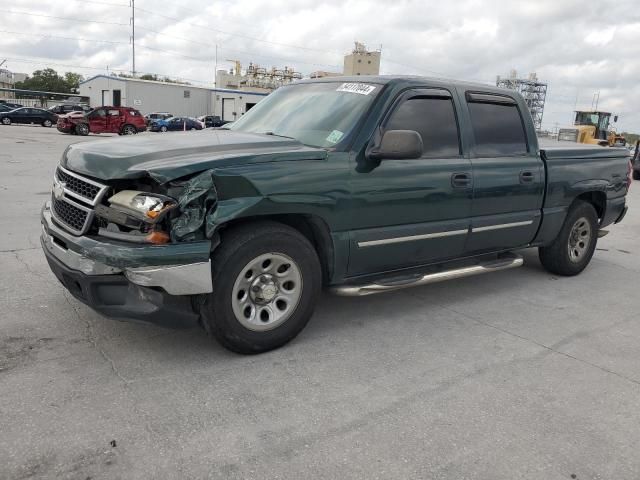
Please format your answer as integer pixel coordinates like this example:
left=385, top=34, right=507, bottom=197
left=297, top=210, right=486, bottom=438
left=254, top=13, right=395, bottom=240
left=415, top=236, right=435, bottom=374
left=121, top=124, right=137, bottom=135
left=539, top=201, right=598, bottom=276
left=75, top=123, right=89, bottom=136
left=201, top=221, right=322, bottom=354
left=42, top=119, right=53, bottom=127
left=1, top=117, right=11, bottom=125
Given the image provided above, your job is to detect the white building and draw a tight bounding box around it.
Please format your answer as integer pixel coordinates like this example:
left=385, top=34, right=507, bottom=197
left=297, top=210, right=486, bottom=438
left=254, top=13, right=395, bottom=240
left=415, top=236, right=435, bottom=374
left=79, top=75, right=269, bottom=122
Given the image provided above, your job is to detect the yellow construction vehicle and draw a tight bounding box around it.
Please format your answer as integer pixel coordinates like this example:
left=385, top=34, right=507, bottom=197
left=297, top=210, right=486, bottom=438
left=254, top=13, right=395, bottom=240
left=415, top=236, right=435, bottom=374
left=558, top=111, right=626, bottom=147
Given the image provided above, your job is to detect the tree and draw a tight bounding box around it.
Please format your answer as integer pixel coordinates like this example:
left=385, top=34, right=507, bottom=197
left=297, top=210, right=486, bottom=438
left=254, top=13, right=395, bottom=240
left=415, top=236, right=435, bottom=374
left=64, top=72, right=83, bottom=92
left=14, top=68, right=83, bottom=93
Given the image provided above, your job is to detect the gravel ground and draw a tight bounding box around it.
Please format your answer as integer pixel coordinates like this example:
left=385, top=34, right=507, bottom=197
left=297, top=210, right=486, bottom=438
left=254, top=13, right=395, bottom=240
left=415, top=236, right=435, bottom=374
left=1, top=124, right=639, bottom=480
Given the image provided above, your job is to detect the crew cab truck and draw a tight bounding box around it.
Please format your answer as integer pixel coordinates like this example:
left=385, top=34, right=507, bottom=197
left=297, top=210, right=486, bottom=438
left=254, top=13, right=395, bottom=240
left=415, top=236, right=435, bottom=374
left=41, top=76, right=631, bottom=354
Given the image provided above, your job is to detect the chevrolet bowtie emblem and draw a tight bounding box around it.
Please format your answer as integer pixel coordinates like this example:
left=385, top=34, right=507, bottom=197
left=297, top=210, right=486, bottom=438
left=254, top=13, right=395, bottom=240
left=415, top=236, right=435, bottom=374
left=53, top=180, right=65, bottom=200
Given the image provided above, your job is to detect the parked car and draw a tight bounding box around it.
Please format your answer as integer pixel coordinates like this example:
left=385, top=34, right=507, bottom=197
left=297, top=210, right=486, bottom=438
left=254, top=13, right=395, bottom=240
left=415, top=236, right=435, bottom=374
left=632, top=140, right=640, bottom=180
left=0, top=100, right=23, bottom=109
left=145, top=112, right=173, bottom=125
left=57, top=106, right=146, bottom=135
left=0, top=107, right=58, bottom=127
left=198, top=115, right=229, bottom=128
left=49, top=104, right=92, bottom=115
left=0, top=104, right=13, bottom=113
left=41, top=76, right=630, bottom=354
left=150, top=116, right=203, bottom=132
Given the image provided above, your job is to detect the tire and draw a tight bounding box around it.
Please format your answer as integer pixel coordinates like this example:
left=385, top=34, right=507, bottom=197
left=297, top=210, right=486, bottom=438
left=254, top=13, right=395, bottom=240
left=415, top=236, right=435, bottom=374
left=201, top=221, right=322, bottom=354
left=633, top=170, right=640, bottom=181
left=539, top=200, right=598, bottom=276
left=1, top=117, right=11, bottom=125
left=160, top=126, right=168, bottom=132
left=75, top=123, right=89, bottom=136
left=42, top=119, right=52, bottom=127
left=122, top=124, right=136, bottom=135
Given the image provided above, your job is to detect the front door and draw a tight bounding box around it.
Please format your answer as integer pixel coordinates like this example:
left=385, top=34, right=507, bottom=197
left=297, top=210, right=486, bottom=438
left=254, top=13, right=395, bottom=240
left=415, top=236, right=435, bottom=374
left=347, top=88, right=472, bottom=276
left=13, top=108, right=29, bottom=123
left=461, top=91, right=544, bottom=254
left=87, top=108, right=108, bottom=133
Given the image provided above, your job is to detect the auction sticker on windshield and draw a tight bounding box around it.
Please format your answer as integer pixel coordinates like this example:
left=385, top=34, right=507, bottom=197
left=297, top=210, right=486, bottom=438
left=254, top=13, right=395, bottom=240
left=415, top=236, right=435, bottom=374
left=336, top=83, right=376, bottom=95
left=326, top=130, right=344, bottom=144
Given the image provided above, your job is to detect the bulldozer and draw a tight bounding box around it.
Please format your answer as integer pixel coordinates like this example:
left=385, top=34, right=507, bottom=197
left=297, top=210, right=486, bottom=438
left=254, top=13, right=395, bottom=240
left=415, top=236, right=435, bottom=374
left=557, top=111, right=626, bottom=147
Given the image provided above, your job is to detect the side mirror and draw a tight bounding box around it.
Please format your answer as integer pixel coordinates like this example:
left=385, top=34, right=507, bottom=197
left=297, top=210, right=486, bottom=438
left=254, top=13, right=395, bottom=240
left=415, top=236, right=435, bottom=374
left=369, top=130, right=423, bottom=160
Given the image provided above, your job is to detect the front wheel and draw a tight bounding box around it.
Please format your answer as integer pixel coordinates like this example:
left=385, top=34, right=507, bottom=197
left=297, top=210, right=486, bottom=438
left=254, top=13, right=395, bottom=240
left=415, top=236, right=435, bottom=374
left=539, top=200, right=598, bottom=276
left=633, top=170, right=640, bottom=181
left=160, top=125, right=168, bottom=132
left=201, top=221, right=322, bottom=354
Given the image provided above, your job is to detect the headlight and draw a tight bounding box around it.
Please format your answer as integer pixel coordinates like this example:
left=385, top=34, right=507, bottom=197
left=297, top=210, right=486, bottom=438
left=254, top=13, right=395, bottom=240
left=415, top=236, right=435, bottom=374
left=108, top=190, right=177, bottom=221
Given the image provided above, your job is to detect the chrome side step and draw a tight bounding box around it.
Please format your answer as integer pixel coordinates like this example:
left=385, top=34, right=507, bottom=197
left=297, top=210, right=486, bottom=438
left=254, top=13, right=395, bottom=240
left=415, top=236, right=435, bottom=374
left=331, top=253, right=524, bottom=297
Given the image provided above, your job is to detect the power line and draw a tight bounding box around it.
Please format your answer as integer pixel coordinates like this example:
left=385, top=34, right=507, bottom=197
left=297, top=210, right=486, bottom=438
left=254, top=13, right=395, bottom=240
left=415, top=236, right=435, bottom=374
left=1, top=9, right=129, bottom=26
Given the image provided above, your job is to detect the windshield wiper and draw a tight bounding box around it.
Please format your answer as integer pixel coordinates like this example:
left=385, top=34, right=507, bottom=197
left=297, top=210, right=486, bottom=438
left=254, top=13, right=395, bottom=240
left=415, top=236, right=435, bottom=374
left=263, top=131, right=296, bottom=140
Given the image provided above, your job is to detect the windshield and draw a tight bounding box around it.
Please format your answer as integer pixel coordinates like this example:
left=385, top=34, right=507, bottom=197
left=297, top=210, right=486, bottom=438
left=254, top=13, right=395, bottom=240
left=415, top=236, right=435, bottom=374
left=229, top=81, right=381, bottom=148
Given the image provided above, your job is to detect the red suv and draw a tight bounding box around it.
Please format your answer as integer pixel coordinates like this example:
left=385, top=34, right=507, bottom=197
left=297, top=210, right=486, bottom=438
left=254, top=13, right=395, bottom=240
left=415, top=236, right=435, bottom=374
left=57, top=106, right=147, bottom=136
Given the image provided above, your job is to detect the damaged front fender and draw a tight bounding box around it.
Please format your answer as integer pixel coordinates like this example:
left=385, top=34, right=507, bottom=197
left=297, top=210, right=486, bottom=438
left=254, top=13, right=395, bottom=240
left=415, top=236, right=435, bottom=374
left=169, top=171, right=218, bottom=242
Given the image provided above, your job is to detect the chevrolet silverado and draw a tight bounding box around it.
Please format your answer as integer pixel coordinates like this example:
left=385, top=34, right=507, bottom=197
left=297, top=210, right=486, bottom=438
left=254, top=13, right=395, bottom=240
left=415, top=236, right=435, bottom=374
left=41, top=76, right=631, bottom=353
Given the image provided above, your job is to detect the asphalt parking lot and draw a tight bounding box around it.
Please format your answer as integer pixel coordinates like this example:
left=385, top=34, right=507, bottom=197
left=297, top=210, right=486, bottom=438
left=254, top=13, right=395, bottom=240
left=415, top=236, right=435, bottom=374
left=1, top=124, right=639, bottom=479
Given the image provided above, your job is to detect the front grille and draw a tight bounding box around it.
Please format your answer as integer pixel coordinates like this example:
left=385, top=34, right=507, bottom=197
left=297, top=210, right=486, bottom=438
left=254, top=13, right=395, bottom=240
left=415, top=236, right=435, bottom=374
left=52, top=197, right=90, bottom=233
left=51, top=166, right=108, bottom=235
left=56, top=166, right=101, bottom=202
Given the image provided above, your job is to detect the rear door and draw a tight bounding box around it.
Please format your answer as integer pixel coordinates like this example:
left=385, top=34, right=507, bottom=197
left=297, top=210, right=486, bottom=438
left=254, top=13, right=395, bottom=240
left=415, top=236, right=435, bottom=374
left=31, top=108, right=46, bottom=123
left=347, top=88, right=472, bottom=275
left=461, top=91, right=544, bottom=254
left=107, top=108, right=124, bottom=132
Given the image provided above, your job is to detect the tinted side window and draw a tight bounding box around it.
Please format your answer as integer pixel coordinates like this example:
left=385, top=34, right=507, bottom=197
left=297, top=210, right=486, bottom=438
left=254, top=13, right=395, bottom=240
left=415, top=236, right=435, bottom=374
left=386, top=97, right=460, bottom=157
left=467, top=101, right=528, bottom=156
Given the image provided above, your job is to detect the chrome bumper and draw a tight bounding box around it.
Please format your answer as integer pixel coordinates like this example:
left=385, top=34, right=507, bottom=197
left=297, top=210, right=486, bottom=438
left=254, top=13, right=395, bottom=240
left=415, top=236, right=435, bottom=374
left=41, top=202, right=213, bottom=295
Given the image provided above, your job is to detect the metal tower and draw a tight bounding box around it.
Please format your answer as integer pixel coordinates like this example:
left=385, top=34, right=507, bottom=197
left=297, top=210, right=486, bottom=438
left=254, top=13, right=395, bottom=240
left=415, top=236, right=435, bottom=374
left=496, top=70, right=548, bottom=131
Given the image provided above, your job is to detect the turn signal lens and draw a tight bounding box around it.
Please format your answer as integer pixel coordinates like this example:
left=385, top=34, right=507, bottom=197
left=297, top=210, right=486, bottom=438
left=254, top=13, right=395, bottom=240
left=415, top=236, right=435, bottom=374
left=145, top=231, right=170, bottom=244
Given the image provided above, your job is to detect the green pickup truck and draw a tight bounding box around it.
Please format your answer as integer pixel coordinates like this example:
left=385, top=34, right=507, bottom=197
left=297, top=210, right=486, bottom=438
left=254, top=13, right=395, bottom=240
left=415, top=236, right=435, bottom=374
left=41, top=76, right=631, bottom=353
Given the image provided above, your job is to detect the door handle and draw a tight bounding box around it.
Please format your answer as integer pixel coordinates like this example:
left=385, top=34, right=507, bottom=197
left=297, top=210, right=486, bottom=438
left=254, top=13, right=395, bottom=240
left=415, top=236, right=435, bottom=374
left=519, top=171, right=535, bottom=183
left=451, top=172, right=472, bottom=189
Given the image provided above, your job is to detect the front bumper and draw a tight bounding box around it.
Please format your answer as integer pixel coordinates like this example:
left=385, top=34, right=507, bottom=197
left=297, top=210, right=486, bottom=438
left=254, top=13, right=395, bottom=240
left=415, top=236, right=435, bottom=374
left=41, top=202, right=213, bottom=328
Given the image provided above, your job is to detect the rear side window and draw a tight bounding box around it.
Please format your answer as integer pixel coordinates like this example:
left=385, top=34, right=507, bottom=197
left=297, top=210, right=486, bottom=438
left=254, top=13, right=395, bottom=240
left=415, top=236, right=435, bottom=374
left=386, top=97, right=461, bottom=157
left=467, top=101, right=528, bottom=156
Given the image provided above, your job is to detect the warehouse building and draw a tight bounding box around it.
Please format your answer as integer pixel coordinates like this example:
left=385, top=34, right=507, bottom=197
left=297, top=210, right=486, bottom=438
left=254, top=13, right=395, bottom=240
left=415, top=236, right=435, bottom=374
left=79, top=75, right=269, bottom=122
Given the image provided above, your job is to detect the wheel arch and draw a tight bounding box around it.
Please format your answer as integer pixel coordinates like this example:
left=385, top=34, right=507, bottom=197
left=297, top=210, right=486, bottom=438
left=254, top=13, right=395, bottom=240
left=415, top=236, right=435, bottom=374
left=573, top=190, right=606, bottom=221
left=216, top=214, right=335, bottom=285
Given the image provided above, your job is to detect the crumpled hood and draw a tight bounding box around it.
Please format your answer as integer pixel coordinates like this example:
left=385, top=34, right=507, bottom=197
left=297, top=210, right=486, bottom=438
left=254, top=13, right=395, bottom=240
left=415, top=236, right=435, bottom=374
left=62, top=130, right=327, bottom=183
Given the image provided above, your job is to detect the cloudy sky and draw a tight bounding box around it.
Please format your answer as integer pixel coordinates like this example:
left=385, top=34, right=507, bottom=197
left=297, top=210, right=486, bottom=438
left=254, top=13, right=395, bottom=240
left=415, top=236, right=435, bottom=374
left=2, top=0, right=639, bottom=132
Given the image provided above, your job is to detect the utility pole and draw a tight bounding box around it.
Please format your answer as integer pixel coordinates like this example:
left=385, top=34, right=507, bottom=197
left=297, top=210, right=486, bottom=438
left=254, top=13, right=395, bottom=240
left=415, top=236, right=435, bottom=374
left=130, top=0, right=136, bottom=77
left=213, top=44, right=218, bottom=116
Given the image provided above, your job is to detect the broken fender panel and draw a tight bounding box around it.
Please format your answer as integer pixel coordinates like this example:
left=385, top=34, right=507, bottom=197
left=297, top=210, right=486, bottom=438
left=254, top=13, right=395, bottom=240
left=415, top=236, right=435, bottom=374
left=170, top=171, right=218, bottom=242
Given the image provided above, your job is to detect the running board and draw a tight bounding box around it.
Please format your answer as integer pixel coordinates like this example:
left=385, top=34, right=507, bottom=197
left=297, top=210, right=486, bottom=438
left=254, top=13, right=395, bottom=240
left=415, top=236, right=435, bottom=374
left=331, top=253, right=524, bottom=297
